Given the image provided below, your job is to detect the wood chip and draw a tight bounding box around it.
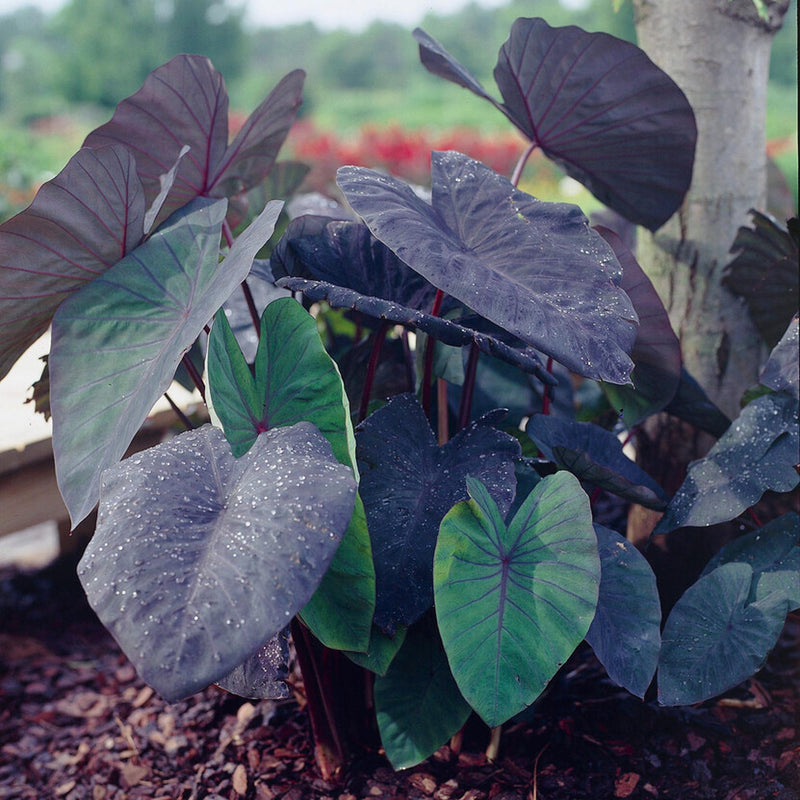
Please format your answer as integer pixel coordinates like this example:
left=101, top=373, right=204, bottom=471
left=232, top=763, right=248, bottom=795
left=614, top=772, right=640, bottom=798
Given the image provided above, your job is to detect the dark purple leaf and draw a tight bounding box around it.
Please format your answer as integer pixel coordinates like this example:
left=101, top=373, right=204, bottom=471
left=78, top=422, right=356, bottom=702
left=83, top=55, right=304, bottom=227
left=597, top=226, right=681, bottom=425
left=0, top=145, right=145, bottom=382
left=664, top=369, right=731, bottom=439
left=277, top=276, right=555, bottom=381
left=527, top=414, right=669, bottom=510
left=338, top=152, right=637, bottom=384
left=723, top=211, right=799, bottom=347
left=215, top=627, right=292, bottom=700
left=356, top=393, right=520, bottom=632
left=414, top=20, right=696, bottom=231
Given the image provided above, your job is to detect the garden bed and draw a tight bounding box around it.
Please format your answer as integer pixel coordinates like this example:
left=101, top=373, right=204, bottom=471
left=1, top=552, right=798, bottom=800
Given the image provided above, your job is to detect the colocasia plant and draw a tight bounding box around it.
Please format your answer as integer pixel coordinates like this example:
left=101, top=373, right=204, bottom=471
left=1, top=17, right=797, bottom=772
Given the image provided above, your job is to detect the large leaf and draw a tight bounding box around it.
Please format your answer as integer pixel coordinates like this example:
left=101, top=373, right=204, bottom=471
left=84, top=55, right=304, bottom=227
left=701, top=513, right=800, bottom=612
left=277, top=276, right=555, bottom=381
left=415, top=19, right=696, bottom=231
left=374, top=614, right=472, bottom=770
left=207, top=297, right=374, bottom=651
left=760, top=314, right=799, bottom=401
left=356, top=393, right=520, bottom=632
left=657, top=563, right=788, bottom=706
left=526, top=414, right=668, bottom=510
left=434, top=473, right=600, bottom=727
left=50, top=197, right=283, bottom=526
left=654, top=392, right=799, bottom=533
left=597, top=227, right=681, bottom=425
left=0, top=145, right=145, bottom=382
left=77, top=423, right=357, bottom=702
left=585, top=525, right=661, bottom=698
left=338, top=151, right=637, bottom=384
left=663, top=368, right=731, bottom=438
left=723, top=211, right=799, bottom=347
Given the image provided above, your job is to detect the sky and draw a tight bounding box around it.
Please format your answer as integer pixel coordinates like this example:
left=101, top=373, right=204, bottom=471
left=0, top=0, right=525, bottom=30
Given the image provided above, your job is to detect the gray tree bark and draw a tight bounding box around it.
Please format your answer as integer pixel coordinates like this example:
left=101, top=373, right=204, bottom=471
left=627, top=0, right=790, bottom=564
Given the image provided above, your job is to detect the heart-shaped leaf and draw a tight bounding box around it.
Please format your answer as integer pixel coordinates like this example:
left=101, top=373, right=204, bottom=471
left=374, top=614, right=472, bottom=770
left=215, top=627, right=291, bottom=700
left=526, top=414, right=668, bottom=510
left=77, top=422, right=357, bottom=702
left=663, top=368, right=731, bottom=439
left=585, top=525, right=661, bottom=698
left=655, top=392, right=799, bottom=533
left=277, top=276, right=555, bottom=381
left=50, top=197, right=283, bottom=526
left=597, top=227, right=681, bottom=425
left=357, top=393, right=520, bottom=632
left=415, top=19, right=696, bottom=231
left=338, top=151, right=637, bottom=384
left=723, top=211, right=799, bottom=347
left=207, top=296, right=375, bottom=651
left=0, top=145, right=145, bottom=382
left=760, top=315, right=799, bottom=401
left=657, top=562, right=788, bottom=706
left=84, top=55, right=304, bottom=227
left=434, top=473, right=600, bottom=727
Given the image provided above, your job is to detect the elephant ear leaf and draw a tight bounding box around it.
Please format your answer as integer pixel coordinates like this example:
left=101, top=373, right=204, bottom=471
left=78, top=423, right=356, bottom=703
left=493, top=18, right=696, bottom=230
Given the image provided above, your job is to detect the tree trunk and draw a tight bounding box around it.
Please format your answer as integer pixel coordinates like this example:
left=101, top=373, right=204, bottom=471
left=627, top=1, right=790, bottom=576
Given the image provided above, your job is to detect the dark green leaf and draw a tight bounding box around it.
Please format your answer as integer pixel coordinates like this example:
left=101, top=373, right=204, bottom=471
left=434, top=474, right=600, bottom=726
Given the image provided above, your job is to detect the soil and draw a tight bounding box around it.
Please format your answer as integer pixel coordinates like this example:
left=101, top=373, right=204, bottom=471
left=1, top=551, right=798, bottom=800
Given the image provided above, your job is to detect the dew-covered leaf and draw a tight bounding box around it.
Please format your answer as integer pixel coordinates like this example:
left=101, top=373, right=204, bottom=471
left=207, top=296, right=374, bottom=651
left=760, top=315, right=799, bottom=401
left=0, top=145, right=145, bottom=382
left=374, top=614, right=472, bottom=770
left=586, top=525, right=661, bottom=698
left=654, top=392, right=799, bottom=533
left=723, top=211, right=798, bottom=347
left=77, top=423, right=357, bottom=702
left=597, top=227, right=681, bottom=426
left=278, top=276, right=554, bottom=381
left=337, top=152, right=637, bottom=384
left=701, top=513, right=800, bottom=612
left=434, top=473, right=599, bottom=727
left=215, top=627, right=291, bottom=700
left=84, top=55, right=303, bottom=228
left=526, top=414, right=668, bottom=510
left=657, top=562, right=787, bottom=706
left=357, top=393, right=520, bottom=632
left=50, top=197, right=282, bottom=526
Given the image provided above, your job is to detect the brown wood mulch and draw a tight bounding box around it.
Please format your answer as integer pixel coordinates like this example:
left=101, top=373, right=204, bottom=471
left=0, top=553, right=798, bottom=800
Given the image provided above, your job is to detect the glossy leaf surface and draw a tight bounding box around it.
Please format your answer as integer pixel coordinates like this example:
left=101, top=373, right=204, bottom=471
left=78, top=423, right=356, bottom=702
left=0, top=145, right=145, bottom=382
left=415, top=19, right=696, bottom=230
left=760, top=315, right=799, bottom=401
left=374, top=615, right=471, bottom=770
left=50, top=198, right=282, bottom=526
left=658, top=563, right=787, bottom=706
left=207, top=297, right=374, bottom=651
left=84, top=55, right=304, bottom=227
left=434, top=474, right=600, bottom=726
left=527, top=414, right=668, bottom=510
left=586, top=525, right=661, bottom=698
left=357, top=394, right=520, bottom=632
left=655, top=392, right=799, bottom=533
left=338, top=151, right=637, bottom=384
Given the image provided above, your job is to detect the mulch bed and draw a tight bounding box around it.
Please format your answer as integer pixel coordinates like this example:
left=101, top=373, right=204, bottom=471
left=1, top=552, right=798, bottom=800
